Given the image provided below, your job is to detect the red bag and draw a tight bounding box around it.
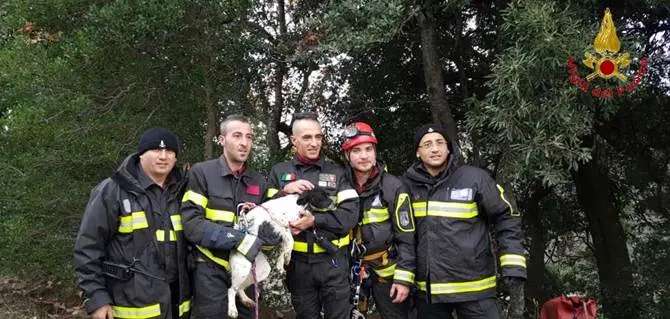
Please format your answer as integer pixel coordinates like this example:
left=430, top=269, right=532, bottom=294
left=540, top=295, right=597, bottom=319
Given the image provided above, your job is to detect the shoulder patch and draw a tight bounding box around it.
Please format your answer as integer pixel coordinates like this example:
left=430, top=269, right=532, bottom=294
left=280, top=173, right=297, bottom=181
left=399, top=210, right=411, bottom=227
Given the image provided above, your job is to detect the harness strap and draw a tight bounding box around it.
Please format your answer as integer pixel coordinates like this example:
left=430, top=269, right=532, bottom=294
left=362, top=249, right=388, bottom=263
left=252, top=263, right=259, bottom=319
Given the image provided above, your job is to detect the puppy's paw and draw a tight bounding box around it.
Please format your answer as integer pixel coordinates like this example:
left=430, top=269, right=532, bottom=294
left=228, top=307, right=238, bottom=318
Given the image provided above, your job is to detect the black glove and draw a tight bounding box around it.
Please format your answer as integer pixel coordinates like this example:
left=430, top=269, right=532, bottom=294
left=504, top=276, right=525, bottom=319
left=257, top=221, right=283, bottom=246
left=202, top=223, right=245, bottom=250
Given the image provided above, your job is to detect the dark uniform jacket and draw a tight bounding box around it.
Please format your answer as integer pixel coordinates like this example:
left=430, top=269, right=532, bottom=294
left=403, top=151, right=526, bottom=304
left=74, top=153, right=191, bottom=318
left=266, top=157, right=359, bottom=263
left=180, top=157, right=267, bottom=270
left=347, top=161, right=416, bottom=287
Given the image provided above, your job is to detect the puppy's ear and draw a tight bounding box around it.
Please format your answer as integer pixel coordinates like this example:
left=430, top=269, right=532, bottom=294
left=310, top=188, right=334, bottom=210
left=296, top=191, right=310, bottom=206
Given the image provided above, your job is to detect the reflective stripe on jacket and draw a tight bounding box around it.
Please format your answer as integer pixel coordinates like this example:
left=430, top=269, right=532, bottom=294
left=74, top=153, right=191, bottom=318
left=180, top=157, right=266, bottom=268
left=267, top=157, right=359, bottom=263
left=403, top=158, right=526, bottom=304
left=348, top=161, right=416, bottom=287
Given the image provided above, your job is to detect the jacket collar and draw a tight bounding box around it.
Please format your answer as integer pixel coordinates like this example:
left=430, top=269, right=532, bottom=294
left=347, top=160, right=385, bottom=196
left=112, top=153, right=183, bottom=194
left=292, top=155, right=324, bottom=168
left=218, top=156, right=247, bottom=177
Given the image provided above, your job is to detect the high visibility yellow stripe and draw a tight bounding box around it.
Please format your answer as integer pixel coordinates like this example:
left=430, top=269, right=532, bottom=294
left=170, top=214, right=183, bottom=231
left=205, top=208, right=235, bottom=222
left=182, top=190, right=208, bottom=208
left=111, top=303, right=161, bottom=319
left=266, top=188, right=279, bottom=198
left=195, top=245, right=230, bottom=270
left=362, top=208, right=389, bottom=224
left=497, top=184, right=518, bottom=216
left=412, top=201, right=478, bottom=219
left=374, top=263, right=396, bottom=278
left=237, top=234, right=256, bottom=255
left=118, top=211, right=149, bottom=233
left=500, top=254, right=526, bottom=267
left=417, top=275, right=497, bottom=295
left=413, top=202, right=427, bottom=217
left=178, top=299, right=190, bottom=317
left=394, top=268, right=415, bottom=284
left=156, top=230, right=177, bottom=242
left=293, top=235, right=350, bottom=253
left=337, top=189, right=358, bottom=204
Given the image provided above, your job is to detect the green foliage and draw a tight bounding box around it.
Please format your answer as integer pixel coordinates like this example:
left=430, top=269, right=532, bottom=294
left=0, top=0, right=254, bottom=281
left=0, top=0, right=668, bottom=316
left=322, top=0, right=411, bottom=53
left=467, top=0, right=596, bottom=186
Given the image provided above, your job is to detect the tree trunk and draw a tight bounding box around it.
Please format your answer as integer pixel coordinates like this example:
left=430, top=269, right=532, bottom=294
left=573, top=142, right=638, bottom=319
left=522, top=184, right=550, bottom=314
left=417, top=0, right=459, bottom=147
left=203, top=68, right=216, bottom=160
left=265, top=0, right=287, bottom=157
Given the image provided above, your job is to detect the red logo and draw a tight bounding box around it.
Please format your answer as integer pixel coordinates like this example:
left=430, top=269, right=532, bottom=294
left=246, top=185, right=260, bottom=196
left=566, top=8, right=648, bottom=99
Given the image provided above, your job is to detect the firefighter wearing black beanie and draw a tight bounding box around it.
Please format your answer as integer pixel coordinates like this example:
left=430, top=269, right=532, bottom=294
left=138, top=127, right=179, bottom=155
left=413, top=123, right=450, bottom=153
left=403, top=123, right=527, bottom=319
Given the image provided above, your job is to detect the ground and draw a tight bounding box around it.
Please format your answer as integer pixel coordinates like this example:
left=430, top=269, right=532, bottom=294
left=0, top=276, right=86, bottom=319
left=0, top=276, right=387, bottom=318
left=0, top=275, right=298, bottom=318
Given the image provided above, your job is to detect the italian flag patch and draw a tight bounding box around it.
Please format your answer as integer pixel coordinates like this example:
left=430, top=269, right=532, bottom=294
left=280, top=173, right=297, bottom=181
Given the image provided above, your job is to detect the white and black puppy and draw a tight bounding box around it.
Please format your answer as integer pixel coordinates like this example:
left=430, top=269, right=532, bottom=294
left=227, top=187, right=333, bottom=318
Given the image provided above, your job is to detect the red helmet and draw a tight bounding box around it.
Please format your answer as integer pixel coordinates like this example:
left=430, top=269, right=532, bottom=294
left=342, top=122, right=378, bottom=151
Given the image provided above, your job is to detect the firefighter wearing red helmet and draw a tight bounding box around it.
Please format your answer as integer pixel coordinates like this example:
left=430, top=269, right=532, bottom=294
left=343, top=122, right=417, bottom=319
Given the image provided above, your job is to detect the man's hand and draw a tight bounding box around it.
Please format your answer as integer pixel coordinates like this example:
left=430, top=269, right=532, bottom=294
left=390, top=283, right=410, bottom=303
left=289, top=211, right=315, bottom=235
left=238, top=202, right=257, bottom=213
left=283, top=180, right=314, bottom=195
left=91, top=304, right=113, bottom=319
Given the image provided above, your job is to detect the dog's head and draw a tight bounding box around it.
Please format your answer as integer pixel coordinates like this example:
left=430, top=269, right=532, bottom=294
left=260, top=188, right=335, bottom=227
left=297, top=187, right=335, bottom=212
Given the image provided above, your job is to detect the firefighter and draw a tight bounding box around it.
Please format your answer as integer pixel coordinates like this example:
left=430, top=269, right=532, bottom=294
left=74, top=127, right=191, bottom=319
left=180, top=115, right=281, bottom=319
left=266, top=112, right=360, bottom=319
left=342, top=122, right=416, bottom=319
left=402, top=124, right=527, bottom=319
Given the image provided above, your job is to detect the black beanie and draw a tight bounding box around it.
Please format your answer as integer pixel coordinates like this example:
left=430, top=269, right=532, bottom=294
left=414, top=123, right=448, bottom=151
left=138, top=127, right=179, bottom=155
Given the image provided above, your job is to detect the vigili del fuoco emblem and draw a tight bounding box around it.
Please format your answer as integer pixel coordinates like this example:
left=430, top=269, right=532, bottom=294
left=565, top=8, right=648, bottom=99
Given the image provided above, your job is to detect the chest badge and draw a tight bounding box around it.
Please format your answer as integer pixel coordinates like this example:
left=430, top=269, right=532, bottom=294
left=450, top=188, right=474, bottom=201
left=246, top=184, right=260, bottom=196
left=371, top=195, right=382, bottom=207
left=318, top=173, right=337, bottom=188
